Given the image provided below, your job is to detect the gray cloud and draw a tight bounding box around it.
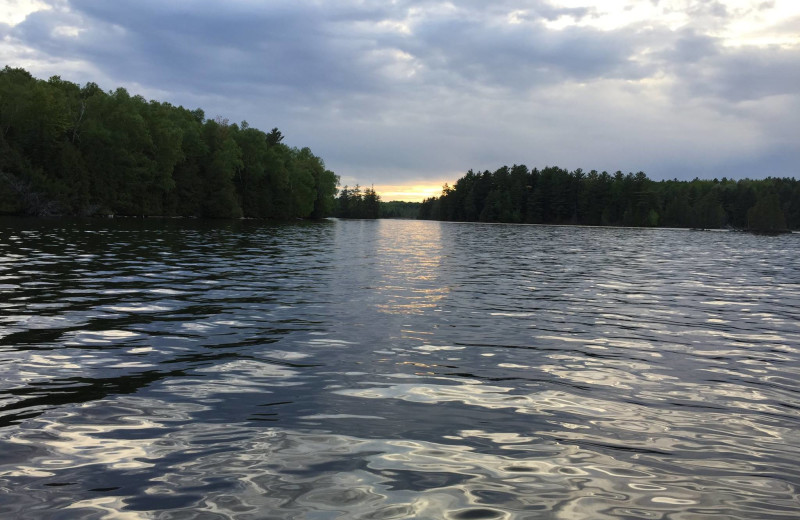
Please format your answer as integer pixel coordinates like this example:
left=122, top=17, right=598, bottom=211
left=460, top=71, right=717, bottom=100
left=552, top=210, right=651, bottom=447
left=13, top=1, right=649, bottom=96
left=664, top=29, right=721, bottom=64
left=694, top=47, right=800, bottom=102
left=3, top=0, right=798, bottom=186
left=397, top=18, right=650, bottom=90
left=654, top=29, right=800, bottom=103
left=13, top=1, right=389, bottom=98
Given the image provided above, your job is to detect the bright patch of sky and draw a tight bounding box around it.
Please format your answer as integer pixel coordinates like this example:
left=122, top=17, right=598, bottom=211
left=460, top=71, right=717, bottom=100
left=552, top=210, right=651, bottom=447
left=543, top=0, right=798, bottom=46
left=1, top=0, right=51, bottom=25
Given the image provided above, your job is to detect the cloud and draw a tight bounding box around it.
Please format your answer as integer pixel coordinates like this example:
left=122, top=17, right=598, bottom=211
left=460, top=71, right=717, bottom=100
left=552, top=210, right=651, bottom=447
left=653, top=26, right=800, bottom=104
left=12, top=1, right=648, bottom=97
left=2, top=0, right=799, bottom=188
left=690, top=46, right=800, bottom=102
left=12, top=1, right=386, bottom=98
left=395, top=17, right=650, bottom=90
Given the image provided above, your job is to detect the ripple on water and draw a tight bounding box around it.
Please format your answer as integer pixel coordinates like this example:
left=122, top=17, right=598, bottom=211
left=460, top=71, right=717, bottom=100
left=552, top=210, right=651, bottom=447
left=1, top=219, right=799, bottom=519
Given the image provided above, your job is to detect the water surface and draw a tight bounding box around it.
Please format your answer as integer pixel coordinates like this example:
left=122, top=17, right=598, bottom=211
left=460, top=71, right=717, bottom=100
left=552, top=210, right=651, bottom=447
left=1, top=218, right=798, bottom=519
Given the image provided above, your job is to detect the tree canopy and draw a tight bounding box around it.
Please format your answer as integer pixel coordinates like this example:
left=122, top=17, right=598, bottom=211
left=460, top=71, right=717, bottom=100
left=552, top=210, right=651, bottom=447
left=0, top=67, right=338, bottom=219
left=379, top=201, right=420, bottom=219
left=418, top=165, right=798, bottom=232
left=335, top=185, right=380, bottom=219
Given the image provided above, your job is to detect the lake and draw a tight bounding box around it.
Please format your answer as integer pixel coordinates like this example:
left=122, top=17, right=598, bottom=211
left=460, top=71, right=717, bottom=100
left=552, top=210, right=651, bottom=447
left=1, top=217, right=798, bottom=519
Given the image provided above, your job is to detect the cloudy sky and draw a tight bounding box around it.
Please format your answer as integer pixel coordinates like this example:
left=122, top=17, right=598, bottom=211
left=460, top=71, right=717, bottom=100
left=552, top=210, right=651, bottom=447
left=2, top=0, right=798, bottom=200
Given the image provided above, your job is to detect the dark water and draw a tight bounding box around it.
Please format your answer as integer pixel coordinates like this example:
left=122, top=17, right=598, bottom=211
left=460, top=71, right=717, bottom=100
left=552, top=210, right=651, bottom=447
left=1, top=217, right=798, bottom=519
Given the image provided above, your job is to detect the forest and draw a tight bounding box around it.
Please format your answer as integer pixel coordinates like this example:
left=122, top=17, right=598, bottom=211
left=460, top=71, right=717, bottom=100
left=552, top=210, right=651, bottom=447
left=3, top=66, right=796, bottom=230
left=418, top=166, right=798, bottom=232
left=379, top=201, right=421, bottom=219
left=0, top=66, right=338, bottom=219
left=334, top=185, right=381, bottom=219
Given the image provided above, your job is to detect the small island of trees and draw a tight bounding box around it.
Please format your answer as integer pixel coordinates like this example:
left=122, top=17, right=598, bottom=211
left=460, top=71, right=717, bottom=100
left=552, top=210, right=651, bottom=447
left=334, top=185, right=381, bottom=219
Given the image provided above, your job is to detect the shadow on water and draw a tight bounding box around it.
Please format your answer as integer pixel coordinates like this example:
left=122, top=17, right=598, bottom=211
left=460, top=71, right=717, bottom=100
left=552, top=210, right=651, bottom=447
left=0, top=370, right=189, bottom=428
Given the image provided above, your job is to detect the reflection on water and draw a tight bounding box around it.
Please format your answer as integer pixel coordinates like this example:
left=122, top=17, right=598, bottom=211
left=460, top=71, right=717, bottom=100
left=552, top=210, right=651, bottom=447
left=1, top=218, right=799, bottom=519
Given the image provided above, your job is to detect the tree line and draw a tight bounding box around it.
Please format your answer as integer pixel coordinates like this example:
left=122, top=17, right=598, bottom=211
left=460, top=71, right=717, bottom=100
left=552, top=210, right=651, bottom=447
left=418, top=166, right=798, bottom=232
left=380, top=201, right=421, bottom=219
left=0, top=66, right=338, bottom=219
left=335, top=185, right=380, bottom=219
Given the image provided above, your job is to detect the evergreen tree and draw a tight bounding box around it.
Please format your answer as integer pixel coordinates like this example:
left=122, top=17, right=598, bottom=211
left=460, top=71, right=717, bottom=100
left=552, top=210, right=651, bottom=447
left=416, top=163, right=798, bottom=232
left=0, top=67, right=339, bottom=219
left=747, top=193, right=788, bottom=233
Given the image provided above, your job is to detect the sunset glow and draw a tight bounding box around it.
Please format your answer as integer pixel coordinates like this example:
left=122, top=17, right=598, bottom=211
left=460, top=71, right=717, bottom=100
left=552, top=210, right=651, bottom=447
left=372, top=182, right=448, bottom=202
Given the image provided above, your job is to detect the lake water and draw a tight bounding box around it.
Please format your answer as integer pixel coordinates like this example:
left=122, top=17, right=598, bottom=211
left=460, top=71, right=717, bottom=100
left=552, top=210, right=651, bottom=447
left=1, top=217, right=798, bottom=519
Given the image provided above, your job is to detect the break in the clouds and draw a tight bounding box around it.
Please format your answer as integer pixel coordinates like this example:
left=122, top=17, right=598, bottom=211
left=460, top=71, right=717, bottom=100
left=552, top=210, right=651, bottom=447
left=2, top=0, right=799, bottom=197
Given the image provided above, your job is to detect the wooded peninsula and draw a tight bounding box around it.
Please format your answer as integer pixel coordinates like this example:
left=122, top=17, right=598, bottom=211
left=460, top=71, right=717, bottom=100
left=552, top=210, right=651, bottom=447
left=1, top=66, right=796, bottom=232
left=418, top=167, right=797, bottom=233
left=0, top=66, right=338, bottom=219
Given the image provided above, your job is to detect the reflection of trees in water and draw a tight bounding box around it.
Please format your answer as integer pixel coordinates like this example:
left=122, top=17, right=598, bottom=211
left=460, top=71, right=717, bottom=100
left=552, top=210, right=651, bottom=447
left=0, top=219, right=335, bottom=427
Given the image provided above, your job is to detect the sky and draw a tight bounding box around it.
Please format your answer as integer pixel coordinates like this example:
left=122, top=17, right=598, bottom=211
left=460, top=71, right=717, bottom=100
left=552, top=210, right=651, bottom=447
left=2, top=0, right=798, bottom=201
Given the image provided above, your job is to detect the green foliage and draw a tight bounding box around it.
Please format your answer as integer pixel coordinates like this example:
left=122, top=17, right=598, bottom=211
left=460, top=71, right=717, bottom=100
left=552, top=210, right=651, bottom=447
left=380, top=201, right=421, bottom=219
left=419, top=165, right=800, bottom=231
left=747, top=193, right=788, bottom=233
left=335, top=184, right=381, bottom=218
left=0, top=66, right=338, bottom=219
